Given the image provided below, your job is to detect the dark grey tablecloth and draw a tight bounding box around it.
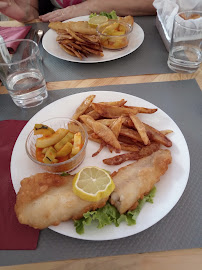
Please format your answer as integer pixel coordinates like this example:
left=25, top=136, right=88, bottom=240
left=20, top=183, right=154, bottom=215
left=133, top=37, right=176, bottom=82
left=0, top=79, right=202, bottom=266
left=29, top=16, right=172, bottom=82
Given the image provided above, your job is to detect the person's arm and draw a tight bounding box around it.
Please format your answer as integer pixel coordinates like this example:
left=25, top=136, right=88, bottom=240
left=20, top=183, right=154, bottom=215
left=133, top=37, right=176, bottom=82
left=0, top=0, right=38, bottom=22
left=88, top=0, right=156, bottom=16
left=40, top=0, right=156, bottom=22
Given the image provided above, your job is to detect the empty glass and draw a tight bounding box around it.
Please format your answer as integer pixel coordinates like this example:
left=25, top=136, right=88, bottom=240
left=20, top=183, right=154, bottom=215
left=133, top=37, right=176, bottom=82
left=0, top=39, right=48, bottom=108
left=167, top=11, right=202, bottom=73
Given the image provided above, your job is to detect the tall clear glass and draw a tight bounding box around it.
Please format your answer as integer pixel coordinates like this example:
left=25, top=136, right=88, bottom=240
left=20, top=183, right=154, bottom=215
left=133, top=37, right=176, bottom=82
left=0, top=39, right=48, bottom=108
left=167, top=11, right=202, bottom=73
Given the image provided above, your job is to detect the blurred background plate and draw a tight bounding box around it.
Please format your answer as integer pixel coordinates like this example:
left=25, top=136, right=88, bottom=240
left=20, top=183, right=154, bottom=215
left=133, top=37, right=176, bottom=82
left=42, top=16, right=144, bottom=63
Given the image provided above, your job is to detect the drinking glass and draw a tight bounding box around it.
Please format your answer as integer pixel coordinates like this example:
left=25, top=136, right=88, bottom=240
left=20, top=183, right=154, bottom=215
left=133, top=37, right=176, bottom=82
left=0, top=39, right=48, bottom=108
left=167, top=11, right=202, bottom=73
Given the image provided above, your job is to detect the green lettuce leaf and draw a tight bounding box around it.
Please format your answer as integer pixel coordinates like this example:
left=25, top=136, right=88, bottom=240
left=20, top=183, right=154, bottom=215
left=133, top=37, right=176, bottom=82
left=89, top=10, right=118, bottom=19
left=74, top=187, right=156, bottom=234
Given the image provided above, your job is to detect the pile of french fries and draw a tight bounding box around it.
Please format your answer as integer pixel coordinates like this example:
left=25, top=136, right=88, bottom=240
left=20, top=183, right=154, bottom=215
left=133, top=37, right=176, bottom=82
left=72, top=95, right=173, bottom=165
left=49, top=21, right=103, bottom=60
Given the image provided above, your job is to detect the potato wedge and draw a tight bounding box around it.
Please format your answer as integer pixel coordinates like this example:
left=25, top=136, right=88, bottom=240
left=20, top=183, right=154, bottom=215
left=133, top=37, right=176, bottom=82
left=123, top=105, right=157, bottom=114
left=99, top=99, right=127, bottom=106
left=160, top=130, right=173, bottom=135
left=119, top=142, right=140, bottom=152
left=129, top=114, right=150, bottom=145
left=109, top=116, right=123, bottom=138
left=86, top=110, right=101, bottom=120
left=97, top=119, right=115, bottom=126
left=72, top=95, right=96, bottom=120
left=36, top=128, right=68, bottom=148
left=92, top=103, right=157, bottom=118
left=144, top=124, right=172, bottom=147
left=80, top=115, right=121, bottom=151
left=120, top=127, right=143, bottom=142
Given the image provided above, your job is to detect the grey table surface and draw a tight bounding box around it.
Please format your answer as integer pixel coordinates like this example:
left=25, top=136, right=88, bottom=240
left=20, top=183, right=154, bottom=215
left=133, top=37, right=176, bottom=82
left=0, top=80, right=202, bottom=266
left=29, top=16, right=172, bottom=83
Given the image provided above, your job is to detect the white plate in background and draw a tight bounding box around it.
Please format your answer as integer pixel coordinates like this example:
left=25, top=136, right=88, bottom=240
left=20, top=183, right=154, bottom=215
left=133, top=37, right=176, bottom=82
left=42, top=16, right=144, bottom=63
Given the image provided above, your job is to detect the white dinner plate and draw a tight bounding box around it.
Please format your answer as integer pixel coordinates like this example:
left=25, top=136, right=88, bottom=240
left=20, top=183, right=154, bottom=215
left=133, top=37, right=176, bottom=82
left=42, top=15, right=144, bottom=63
left=11, top=91, right=190, bottom=241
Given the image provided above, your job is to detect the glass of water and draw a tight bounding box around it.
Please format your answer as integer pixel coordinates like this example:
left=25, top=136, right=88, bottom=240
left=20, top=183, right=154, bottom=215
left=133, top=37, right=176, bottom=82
left=0, top=39, right=48, bottom=108
left=167, top=11, right=202, bottom=73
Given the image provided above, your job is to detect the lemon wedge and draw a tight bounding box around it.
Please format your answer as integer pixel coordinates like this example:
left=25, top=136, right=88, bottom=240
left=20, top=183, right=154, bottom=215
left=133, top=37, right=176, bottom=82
left=73, top=166, right=115, bottom=202
left=88, top=15, right=108, bottom=28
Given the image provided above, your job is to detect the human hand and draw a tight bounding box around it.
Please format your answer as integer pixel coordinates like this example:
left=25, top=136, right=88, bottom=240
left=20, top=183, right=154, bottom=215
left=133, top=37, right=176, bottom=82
left=39, top=4, right=90, bottom=22
left=0, top=0, right=38, bottom=22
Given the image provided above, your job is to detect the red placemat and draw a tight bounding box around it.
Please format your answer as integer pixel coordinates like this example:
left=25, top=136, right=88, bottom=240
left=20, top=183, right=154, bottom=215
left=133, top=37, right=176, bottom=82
left=0, top=26, right=31, bottom=53
left=0, top=120, right=39, bottom=250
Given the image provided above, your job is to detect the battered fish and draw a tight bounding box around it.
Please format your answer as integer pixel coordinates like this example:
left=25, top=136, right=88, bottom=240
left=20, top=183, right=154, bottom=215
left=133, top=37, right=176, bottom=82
left=110, top=149, right=172, bottom=214
left=15, top=173, right=108, bottom=229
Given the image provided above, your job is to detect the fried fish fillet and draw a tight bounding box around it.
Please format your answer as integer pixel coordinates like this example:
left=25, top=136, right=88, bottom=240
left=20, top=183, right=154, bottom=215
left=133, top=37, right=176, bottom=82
left=48, top=21, right=97, bottom=35
left=15, top=173, right=108, bottom=229
left=110, top=149, right=172, bottom=214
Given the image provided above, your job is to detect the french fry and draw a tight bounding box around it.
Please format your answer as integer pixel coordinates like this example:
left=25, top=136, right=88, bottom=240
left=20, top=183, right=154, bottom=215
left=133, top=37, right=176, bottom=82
left=80, top=45, right=104, bottom=56
left=76, top=33, right=100, bottom=43
left=119, top=142, right=140, bottom=152
left=66, top=28, right=86, bottom=43
left=123, top=105, right=157, bottom=114
left=64, top=44, right=83, bottom=60
left=86, top=110, right=101, bottom=120
left=52, top=21, right=103, bottom=59
left=120, top=127, right=143, bottom=142
left=88, top=134, right=102, bottom=144
left=72, top=95, right=95, bottom=120
left=144, top=124, right=172, bottom=147
left=118, top=135, right=137, bottom=145
left=110, top=116, right=123, bottom=138
left=59, top=43, right=75, bottom=57
left=103, top=142, right=160, bottom=165
left=92, top=141, right=105, bottom=157
left=71, top=95, right=173, bottom=165
left=92, top=103, right=157, bottom=119
left=84, top=105, right=93, bottom=114
left=90, top=132, right=100, bottom=139
left=99, top=99, right=127, bottom=106
left=129, top=114, right=150, bottom=145
left=160, top=130, right=173, bottom=135
left=122, top=117, right=135, bottom=129
left=97, top=119, right=115, bottom=126
left=108, top=117, right=123, bottom=153
left=80, top=115, right=121, bottom=151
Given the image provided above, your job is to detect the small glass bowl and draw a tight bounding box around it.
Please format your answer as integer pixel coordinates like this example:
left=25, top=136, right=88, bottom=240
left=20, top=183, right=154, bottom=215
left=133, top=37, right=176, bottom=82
left=25, top=117, right=88, bottom=174
left=97, top=20, right=132, bottom=50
